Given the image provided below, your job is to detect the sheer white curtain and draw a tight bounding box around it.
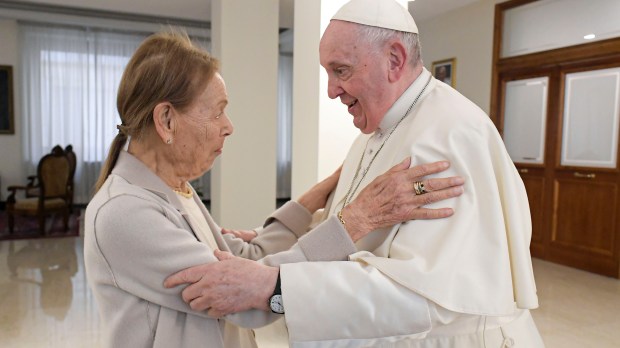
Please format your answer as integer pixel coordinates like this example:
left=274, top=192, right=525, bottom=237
left=277, top=53, right=293, bottom=199
left=20, top=24, right=145, bottom=204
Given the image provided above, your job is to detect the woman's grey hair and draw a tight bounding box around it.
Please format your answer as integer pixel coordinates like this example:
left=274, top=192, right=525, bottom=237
left=356, top=25, right=422, bottom=68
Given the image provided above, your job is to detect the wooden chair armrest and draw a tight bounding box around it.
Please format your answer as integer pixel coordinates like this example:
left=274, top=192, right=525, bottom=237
left=7, top=185, right=29, bottom=193
left=7, top=185, right=29, bottom=204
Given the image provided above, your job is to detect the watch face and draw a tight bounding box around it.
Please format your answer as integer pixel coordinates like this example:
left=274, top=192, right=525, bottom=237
left=270, top=294, right=285, bottom=314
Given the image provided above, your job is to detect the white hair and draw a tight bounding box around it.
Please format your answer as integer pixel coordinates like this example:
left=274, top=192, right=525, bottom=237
left=356, top=25, right=422, bottom=68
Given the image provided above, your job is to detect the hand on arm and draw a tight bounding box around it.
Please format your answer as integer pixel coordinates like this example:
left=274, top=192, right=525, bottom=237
left=164, top=250, right=278, bottom=317
left=341, top=157, right=464, bottom=242
left=221, top=228, right=258, bottom=242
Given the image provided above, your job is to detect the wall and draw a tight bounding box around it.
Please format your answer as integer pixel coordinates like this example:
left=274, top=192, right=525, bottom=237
left=417, top=0, right=506, bottom=115
left=0, top=19, right=24, bottom=201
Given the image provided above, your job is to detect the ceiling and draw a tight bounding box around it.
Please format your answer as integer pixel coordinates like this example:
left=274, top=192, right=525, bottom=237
left=9, top=0, right=481, bottom=28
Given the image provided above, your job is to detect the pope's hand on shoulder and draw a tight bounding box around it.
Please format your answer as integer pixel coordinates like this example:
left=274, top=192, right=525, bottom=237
left=341, top=157, right=464, bottom=242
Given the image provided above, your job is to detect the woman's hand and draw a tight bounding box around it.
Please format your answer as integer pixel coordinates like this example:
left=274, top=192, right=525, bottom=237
left=297, top=165, right=342, bottom=214
left=341, top=157, right=464, bottom=242
left=221, top=228, right=257, bottom=242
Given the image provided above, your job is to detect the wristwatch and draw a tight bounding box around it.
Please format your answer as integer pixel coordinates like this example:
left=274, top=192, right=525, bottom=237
left=269, top=271, right=285, bottom=314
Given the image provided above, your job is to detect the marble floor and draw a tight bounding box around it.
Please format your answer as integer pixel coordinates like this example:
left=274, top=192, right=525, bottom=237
left=0, top=230, right=619, bottom=347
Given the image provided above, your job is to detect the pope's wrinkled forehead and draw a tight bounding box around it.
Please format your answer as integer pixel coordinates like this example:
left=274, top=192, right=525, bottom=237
left=319, top=20, right=364, bottom=68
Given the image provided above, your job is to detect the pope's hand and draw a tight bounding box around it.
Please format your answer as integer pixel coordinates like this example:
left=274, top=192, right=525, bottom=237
left=341, top=157, right=464, bottom=242
left=163, top=250, right=278, bottom=317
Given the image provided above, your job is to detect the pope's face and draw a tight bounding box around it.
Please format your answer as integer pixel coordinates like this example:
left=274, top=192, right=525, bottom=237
left=173, top=73, right=233, bottom=179
left=319, top=21, right=391, bottom=134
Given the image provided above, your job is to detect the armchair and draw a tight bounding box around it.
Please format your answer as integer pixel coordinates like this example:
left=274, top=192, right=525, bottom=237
left=7, top=145, right=74, bottom=236
left=25, top=145, right=76, bottom=205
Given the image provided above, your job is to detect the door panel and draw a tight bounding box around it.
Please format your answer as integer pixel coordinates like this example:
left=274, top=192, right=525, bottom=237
left=552, top=178, right=617, bottom=256
left=504, top=77, right=549, bottom=164
left=549, top=175, right=619, bottom=277
left=521, top=173, right=545, bottom=256
left=561, top=67, right=620, bottom=168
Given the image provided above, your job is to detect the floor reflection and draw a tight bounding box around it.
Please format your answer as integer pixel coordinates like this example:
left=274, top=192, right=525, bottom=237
left=7, top=238, right=77, bottom=320
left=0, top=234, right=101, bottom=347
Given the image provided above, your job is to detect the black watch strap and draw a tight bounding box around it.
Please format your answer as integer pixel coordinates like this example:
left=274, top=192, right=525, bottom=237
left=273, top=271, right=282, bottom=296
left=269, top=271, right=285, bottom=314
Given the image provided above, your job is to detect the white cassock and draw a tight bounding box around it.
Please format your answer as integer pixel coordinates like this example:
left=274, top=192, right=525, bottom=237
left=277, top=68, right=545, bottom=347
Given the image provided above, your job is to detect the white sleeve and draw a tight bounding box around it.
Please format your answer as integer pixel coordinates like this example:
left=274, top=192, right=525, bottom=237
left=280, top=259, right=431, bottom=347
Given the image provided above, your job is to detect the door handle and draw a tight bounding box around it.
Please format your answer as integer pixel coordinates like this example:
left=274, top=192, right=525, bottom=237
left=519, top=168, right=529, bottom=174
left=574, top=172, right=596, bottom=179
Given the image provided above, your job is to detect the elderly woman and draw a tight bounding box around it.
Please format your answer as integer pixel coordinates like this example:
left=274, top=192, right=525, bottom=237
left=84, top=31, right=464, bottom=348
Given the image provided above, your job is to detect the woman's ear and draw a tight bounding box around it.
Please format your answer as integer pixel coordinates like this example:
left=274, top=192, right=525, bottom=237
left=153, top=102, right=175, bottom=144
left=387, top=40, right=407, bottom=83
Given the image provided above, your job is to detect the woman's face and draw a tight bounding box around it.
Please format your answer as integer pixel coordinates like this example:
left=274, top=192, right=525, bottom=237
left=172, top=73, right=233, bottom=180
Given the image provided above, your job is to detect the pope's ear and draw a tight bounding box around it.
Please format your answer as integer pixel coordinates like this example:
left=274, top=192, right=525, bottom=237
left=387, top=40, right=407, bottom=82
left=152, top=102, right=175, bottom=144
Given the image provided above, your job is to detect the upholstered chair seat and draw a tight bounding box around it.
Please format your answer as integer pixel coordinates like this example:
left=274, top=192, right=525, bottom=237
left=14, top=198, right=68, bottom=210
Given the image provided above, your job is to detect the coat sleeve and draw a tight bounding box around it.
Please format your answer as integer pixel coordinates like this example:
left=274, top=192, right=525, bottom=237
left=222, top=201, right=312, bottom=260
left=90, top=194, right=219, bottom=318
left=224, top=201, right=358, bottom=264
left=280, top=259, right=431, bottom=347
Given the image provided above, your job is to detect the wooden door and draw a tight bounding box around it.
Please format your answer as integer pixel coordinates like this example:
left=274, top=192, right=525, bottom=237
left=501, top=68, right=565, bottom=260
left=500, top=65, right=620, bottom=277
left=548, top=66, right=620, bottom=277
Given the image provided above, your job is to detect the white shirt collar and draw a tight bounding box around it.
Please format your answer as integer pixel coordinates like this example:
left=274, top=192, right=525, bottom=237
left=377, top=68, right=432, bottom=134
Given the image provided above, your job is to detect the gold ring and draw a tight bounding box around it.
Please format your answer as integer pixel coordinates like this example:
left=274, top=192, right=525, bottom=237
left=413, top=181, right=427, bottom=195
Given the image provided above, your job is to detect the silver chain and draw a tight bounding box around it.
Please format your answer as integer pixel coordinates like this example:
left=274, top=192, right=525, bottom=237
left=340, top=76, right=432, bottom=210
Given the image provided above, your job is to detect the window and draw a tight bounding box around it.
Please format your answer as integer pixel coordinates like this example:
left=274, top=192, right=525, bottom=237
left=20, top=24, right=146, bottom=203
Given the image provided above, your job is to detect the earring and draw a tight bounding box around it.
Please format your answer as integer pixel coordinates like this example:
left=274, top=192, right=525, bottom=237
left=166, top=138, right=173, bottom=145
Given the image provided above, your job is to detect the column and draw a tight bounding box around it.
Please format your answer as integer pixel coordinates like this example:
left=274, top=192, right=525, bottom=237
left=210, top=0, right=279, bottom=229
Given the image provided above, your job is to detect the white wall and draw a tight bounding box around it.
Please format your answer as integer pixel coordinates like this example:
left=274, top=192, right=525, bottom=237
left=0, top=19, right=24, bottom=201
left=417, top=0, right=506, bottom=114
